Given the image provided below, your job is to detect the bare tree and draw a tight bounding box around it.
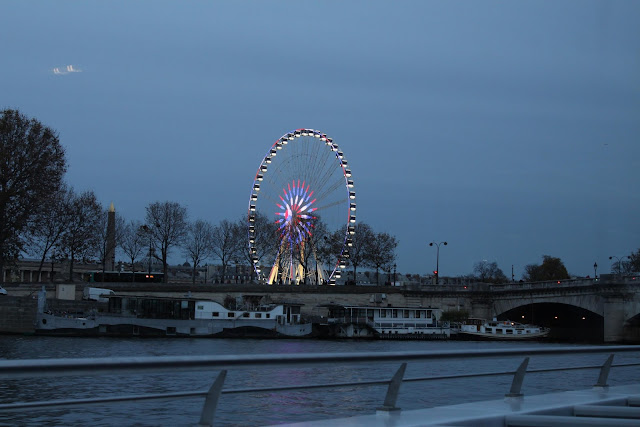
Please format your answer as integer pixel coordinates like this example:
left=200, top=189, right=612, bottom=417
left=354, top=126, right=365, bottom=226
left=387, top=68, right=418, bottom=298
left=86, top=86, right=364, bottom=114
left=0, top=109, right=66, bottom=282
left=340, top=222, right=374, bottom=284
left=211, top=219, right=238, bottom=282
left=630, top=248, right=640, bottom=273
left=522, top=255, right=569, bottom=282
left=472, top=260, right=507, bottom=283
left=119, top=220, right=146, bottom=281
left=59, top=190, right=102, bottom=281
left=291, top=217, right=329, bottom=284
left=234, top=212, right=279, bottom=283
left=183, top=219, right=214, bottom=284
left=366, top=231, right=398, bottom=285
left=26, top=186, right=71, bottom=281
left=145, top=201, right=188, bottom=283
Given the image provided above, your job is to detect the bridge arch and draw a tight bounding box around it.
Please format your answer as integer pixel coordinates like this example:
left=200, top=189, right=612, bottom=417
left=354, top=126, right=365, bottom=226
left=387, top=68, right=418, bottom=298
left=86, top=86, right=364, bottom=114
left=622, top=312, right=640, bottom=342
left=495, top=302, right=604, bottom=343
left=493, top=294, right=603, bottom=316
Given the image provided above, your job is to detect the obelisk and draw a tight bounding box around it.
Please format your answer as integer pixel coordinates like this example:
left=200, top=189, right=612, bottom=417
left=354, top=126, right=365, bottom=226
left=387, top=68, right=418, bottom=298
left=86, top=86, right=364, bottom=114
left=106, top=202, right=116, bottom=271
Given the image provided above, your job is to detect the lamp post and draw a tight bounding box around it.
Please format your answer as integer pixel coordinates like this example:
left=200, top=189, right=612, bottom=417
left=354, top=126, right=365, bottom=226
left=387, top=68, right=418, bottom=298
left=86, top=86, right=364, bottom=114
left=141, top=225, right=152, bottom=277
left=429, top=241, right=447, bottom=284
left=609, top=255, right=630, bottom=275
left=593, top=262, right=597, bottom=280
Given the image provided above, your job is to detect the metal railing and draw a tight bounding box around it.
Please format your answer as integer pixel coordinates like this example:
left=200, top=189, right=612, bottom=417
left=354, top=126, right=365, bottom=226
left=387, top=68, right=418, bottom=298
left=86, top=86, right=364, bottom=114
left=1, top=345, right=639, bottom=426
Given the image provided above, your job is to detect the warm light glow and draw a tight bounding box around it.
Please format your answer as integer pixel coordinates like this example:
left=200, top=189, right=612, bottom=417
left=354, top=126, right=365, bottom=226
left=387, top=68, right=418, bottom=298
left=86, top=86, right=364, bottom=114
left=554, top=316, right=558, bottom=319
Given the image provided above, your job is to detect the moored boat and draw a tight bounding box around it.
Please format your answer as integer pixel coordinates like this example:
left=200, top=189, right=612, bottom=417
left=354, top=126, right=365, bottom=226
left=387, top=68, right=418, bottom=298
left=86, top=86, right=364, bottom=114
left=318, top=304, right=450, bottom=339
left=455, top=318, right=548, bottom=340
left=35, top=289, right=312, bottom=338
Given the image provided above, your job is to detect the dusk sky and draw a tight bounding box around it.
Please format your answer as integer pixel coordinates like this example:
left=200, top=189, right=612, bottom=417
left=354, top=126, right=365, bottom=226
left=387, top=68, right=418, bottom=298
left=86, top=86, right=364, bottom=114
left=1, top=1, right=638, bottom=279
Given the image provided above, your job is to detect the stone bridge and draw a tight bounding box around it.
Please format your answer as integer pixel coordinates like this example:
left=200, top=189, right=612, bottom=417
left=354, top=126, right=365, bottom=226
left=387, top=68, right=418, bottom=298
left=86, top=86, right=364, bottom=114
left=461, top=277, right=640, bottom=342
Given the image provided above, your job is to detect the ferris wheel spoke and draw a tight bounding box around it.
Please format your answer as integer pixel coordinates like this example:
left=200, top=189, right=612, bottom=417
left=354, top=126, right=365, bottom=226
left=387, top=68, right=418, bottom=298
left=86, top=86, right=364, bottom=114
left=314, top=176, right=348, bottom=205
left=313, top=198, right=349, bottom=212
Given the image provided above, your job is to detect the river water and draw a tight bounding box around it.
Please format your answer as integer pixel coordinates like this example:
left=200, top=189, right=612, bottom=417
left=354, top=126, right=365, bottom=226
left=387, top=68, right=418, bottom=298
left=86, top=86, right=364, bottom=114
left=0, top=336, right=638, bottom=426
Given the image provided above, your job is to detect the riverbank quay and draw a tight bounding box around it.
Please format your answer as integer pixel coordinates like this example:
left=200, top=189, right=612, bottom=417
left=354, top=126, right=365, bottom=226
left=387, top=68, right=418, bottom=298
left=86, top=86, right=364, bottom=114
left=2, top=276, right=640, bottom=342
left=0, top=345, right=638, bottom=426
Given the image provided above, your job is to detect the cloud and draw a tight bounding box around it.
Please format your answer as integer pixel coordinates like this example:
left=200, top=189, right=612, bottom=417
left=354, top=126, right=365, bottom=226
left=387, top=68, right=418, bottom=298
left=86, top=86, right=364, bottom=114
left=52, top=65, right=82, bottom=75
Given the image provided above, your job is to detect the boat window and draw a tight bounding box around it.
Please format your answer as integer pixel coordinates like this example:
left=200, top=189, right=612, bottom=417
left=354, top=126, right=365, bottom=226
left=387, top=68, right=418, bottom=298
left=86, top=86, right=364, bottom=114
left=243, top=312, right=250, bottom=318
left=486, top=328, right=492, bottom=332
left=255, top=313, right=262, bottom=318
left=506, top=330, right=513, bottom=334
left=212, top=312, right=219, bottom=317
left=380, top=310, right=386, bottom=318
left=266, top=313, right=270, bottom=318
left=404, top=310, right=410, bottom=318
left=227, top=312, right=235, bottom=318
left=427, top=310, right=432, bottom=318
left=392, top=309, right=397, bottom=318
left=496, top=329, right=502, bottom=333
left=197, top=305, right=204, bottom=310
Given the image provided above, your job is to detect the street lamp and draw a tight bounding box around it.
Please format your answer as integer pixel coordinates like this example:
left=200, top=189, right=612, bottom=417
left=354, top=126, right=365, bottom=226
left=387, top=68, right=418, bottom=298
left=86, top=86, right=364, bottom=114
left=593, top=262, right=597, bottom=280
left=609, top=255, right=630, bottom=275
left=429, top=241, right=447, bottom=284
left=141, top=225, right=152, bottom=277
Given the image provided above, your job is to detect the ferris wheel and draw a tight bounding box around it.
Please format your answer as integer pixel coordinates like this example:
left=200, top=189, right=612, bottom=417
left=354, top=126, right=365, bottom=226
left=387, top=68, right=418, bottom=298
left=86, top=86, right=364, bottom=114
left=248, top=129, right=355, bottom=285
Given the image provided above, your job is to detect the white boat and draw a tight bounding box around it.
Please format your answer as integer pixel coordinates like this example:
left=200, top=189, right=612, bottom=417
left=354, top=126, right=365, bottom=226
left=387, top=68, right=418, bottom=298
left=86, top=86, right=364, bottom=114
left=456, top=318, right=549, bottom=340
left=320, top=304, right=450, bottom=339
left=35, top=290, right=312, bottom=338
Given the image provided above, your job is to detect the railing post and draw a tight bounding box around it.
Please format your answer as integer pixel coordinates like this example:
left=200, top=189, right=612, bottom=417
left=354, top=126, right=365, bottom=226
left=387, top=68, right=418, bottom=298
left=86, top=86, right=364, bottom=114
left=594, top=354, right=614, bottom=387
left=197, top=370, right=227, bottom=427
left=505, top=357, right=529, bottom=397
left=377, top=362, right=406, bottom=412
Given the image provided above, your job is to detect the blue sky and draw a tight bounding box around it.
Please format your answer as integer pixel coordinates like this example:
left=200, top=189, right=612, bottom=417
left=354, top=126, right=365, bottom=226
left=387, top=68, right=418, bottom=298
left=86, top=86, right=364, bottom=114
left=1, top=1, right=638, bottom=278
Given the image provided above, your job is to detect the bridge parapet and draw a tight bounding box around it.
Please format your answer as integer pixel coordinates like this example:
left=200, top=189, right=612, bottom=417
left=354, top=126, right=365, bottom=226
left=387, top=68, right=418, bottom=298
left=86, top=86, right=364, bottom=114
left=489, top=276, right=638, bottom=292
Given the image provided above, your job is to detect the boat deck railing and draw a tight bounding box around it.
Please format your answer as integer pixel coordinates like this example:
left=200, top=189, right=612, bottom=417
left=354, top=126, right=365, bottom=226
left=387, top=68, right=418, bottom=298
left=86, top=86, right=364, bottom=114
left=1, top=345, right=639, bottom=426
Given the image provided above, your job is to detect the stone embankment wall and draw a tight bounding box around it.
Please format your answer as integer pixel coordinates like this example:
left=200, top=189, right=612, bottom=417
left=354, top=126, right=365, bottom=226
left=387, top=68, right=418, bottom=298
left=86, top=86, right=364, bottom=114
left=0, top=296, right=38, bottom=334
left=0, top=290, right=105, bottom=334
left=0, top=282, right=469, bottom=334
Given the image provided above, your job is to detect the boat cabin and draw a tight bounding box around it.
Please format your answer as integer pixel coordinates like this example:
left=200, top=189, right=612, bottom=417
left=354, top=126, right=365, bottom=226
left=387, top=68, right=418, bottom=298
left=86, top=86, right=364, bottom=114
left=107, top=295, right=304, bottom=324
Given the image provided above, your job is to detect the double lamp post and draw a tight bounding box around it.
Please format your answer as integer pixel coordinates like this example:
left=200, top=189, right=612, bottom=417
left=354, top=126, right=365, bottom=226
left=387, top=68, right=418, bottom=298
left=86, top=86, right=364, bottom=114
left=429, top=241, right=447, bottom=284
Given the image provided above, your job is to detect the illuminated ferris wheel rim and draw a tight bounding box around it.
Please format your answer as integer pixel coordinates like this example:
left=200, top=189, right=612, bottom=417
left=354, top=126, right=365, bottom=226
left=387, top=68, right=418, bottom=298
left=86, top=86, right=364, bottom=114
left=248, top=128, right=356, bottom=285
